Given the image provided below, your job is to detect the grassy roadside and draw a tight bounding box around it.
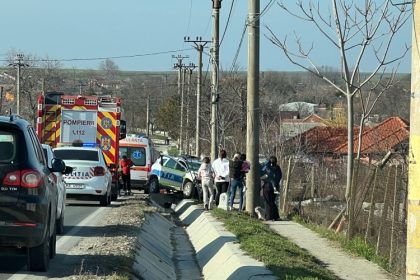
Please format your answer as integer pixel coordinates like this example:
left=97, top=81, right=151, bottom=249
left=293, top=216, right=392, bottom=273
left=211, top=209, right=339, bottom=280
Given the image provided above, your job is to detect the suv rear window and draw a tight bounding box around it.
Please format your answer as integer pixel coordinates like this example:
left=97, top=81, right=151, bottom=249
left=0, top=131, right=17, bottom=163
left=54, top=149, right=99, bottom=161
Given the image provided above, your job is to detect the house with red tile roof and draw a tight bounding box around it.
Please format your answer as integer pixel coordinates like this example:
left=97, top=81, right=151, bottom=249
left=334, top=117, right=409, bottom=157
left=282, top=116, right=409, bottom=162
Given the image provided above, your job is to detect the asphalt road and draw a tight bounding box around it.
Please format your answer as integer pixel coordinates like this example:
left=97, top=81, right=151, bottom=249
left=0, top=200, right=108, bottom=280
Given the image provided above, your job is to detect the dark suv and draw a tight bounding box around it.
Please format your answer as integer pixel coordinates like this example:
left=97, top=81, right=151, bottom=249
left=0, top=115, right=66, bottom=272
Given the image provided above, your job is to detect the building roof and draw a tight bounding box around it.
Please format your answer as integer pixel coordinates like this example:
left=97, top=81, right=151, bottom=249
left=334, top=116, right=409, bottom=155
left=286, top=126, right=349, bottom=154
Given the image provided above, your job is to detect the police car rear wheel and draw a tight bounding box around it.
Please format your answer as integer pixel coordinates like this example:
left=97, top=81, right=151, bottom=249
left=183, top=181, right=194, bottom=198
left=149, top=177, right=159, bottom=193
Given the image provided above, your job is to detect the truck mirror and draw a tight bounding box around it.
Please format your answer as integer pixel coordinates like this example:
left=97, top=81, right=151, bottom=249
left=119, top=120, right=127, bottom=140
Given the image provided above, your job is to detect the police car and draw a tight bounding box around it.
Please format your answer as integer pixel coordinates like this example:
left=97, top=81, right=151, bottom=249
left=148, top=154, right=201, bottom=198
left=53, top=146, right=112, bottom=206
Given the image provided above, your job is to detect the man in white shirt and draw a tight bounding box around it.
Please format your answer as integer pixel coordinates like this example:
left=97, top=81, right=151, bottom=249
left=212, top=149, right=230, bottom=206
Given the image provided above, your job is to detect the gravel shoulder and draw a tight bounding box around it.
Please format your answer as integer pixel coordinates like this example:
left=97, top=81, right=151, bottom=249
left=49, top=192, right=154, bottom=280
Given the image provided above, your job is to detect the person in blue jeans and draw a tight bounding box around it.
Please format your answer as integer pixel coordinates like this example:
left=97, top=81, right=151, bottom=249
left=228, top=153, right=244, bottom=211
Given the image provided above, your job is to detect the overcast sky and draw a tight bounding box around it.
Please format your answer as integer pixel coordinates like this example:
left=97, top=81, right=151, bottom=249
left=0, top=1, right=412, bottom=73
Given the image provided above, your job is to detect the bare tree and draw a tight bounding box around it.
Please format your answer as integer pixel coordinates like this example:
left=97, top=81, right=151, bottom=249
left=266, top=0, right=410, bottom=238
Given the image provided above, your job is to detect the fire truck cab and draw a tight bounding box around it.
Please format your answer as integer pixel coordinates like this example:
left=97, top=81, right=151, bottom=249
left=36, top=92, right=126, bottom=201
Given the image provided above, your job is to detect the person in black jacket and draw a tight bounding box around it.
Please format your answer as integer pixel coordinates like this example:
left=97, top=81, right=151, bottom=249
left=259, top=156, right=282, bottom=221
left=228, top=153, right=244, bottom=211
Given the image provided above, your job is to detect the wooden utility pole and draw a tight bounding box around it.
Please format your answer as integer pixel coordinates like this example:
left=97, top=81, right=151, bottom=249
left=184, top=37, right=210, bottom=158
left=173, top=55, right=188, bottom=155
left=210, top=0, right=222, bottom=161
left=9, top=54, right=28, bottom=115
left=407, top=2, right=420, bottom=278
left=245, top=0, right=260, bottom=215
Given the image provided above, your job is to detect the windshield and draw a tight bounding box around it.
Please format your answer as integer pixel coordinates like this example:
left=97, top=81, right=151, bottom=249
left=186, top=161, right=201, bottom=171
left=54, top=149, right=99, bottom=161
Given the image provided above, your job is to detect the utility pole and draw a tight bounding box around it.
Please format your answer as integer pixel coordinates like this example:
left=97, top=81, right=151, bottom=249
left=184, top=37, right=210, bottom=158
left=245, top=0, right=260, bottom=215
left=145, top=83, right=150, bottom=137
left=173, top=55, right=188, bottom=155
left=185, top=63, right=196, bottom=156
left=210, top=0, right=222, bottom=161
left=9, top=54, right=28, bottom=115
left=407, top=2, right=420, bottom=278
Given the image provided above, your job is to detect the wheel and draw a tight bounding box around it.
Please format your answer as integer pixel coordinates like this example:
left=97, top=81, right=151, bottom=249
left=149, top=177, right=160, bottom=193
left=183, top=181, right=194, bottom=198
left=99, top=192, right=108, bottom=206
left=111, top=182, right=118, bottom=201
left=56, top=213, right=64, bottom=235
left=28, top=227, right=50, bottom=272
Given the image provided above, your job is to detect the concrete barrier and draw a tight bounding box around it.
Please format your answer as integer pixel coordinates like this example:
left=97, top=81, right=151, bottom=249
left=133, top=212, right=176, bottom=280
left=177, top=200, right=276, bottom=280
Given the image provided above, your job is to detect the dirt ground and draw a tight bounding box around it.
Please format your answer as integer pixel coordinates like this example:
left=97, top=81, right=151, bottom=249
left=49, top=193, right=155, bottom=280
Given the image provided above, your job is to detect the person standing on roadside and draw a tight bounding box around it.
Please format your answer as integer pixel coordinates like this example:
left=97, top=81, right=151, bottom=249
left=259, top=156, right=282, bottom=221
left=240, top=153, right=250, bottom=211
left=228, top=153, right=244, bottom=211
left=197, top=156, right=215, bottom=210
left=212, top=149, right=230, bottom=206
left=120, top=155, right=134, bottom=195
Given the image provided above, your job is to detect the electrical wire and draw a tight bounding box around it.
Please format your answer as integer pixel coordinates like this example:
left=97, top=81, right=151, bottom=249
left=220, top=0, right=236, bottom=46
left=227, top=0, right=276, bottom=73
left=0, top=48, right=194, bottom=63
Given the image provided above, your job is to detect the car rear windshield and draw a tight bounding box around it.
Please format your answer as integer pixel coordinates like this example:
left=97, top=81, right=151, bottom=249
left=54, top=149, right=99, bottom=161
left=120, top=147, right=146, bottom=166
left=0, top=131, right=18, bottom=163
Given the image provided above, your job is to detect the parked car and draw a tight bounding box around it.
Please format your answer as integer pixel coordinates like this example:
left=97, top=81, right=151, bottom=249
left=42, top=144, right=72, bottom=234
left=0, top=115, right=66, bottom=271
left=53, top=146, right=112, bottom=206
left=148, top=154, right=201, bottom=198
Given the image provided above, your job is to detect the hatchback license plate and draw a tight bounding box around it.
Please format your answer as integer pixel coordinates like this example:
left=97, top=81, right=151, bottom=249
left=66, top=184, right=84, bottom=189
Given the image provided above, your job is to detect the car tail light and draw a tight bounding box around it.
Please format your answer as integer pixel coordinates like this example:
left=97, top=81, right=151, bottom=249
left=3, top=170, right=21, bottom=186
left=94, top=166, right=105, bottom=176
left=3, top=169, right=42, bottom=188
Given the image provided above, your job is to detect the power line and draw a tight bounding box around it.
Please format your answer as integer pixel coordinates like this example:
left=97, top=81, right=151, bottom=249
left=220, top=0, right=236, bottom=46
left=0, top=48, right=194, bottom=63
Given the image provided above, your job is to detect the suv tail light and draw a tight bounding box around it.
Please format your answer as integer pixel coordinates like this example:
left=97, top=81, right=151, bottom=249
left=3, top=169, right=43, bottom=188
left=94, top=166, right=105, bottom=176
left=146, top=164, right=151, bottom=173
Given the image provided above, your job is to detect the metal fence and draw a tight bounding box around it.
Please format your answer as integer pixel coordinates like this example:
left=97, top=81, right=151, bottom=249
left=280, top=157, right=408, bottom=274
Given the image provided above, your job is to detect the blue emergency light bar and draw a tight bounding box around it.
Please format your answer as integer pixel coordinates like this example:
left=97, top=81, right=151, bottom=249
left=82, top=142, right=98, bottom=148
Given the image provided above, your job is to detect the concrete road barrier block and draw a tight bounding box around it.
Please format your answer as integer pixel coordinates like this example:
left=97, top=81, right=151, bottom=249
left=176, top=199, right=276, bottom=280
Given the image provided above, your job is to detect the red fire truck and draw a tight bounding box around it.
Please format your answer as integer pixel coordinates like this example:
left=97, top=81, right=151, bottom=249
left=36, top=92, right=126, bottom=200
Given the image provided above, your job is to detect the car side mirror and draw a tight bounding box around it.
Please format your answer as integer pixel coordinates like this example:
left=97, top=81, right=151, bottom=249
left=159, top=155, right=164, bottom=165
left=51, top=158, right=66, bottom=173
left=63, top=166, right=73, bottom=175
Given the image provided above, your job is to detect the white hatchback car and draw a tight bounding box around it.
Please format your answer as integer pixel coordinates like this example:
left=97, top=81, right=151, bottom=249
left=53, top=147, right=112, bottom=206
left=42, top=144, right=67, bottom=234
